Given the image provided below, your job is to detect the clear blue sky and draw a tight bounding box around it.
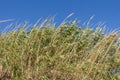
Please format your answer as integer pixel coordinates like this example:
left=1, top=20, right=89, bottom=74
left=0, top=0, right=120, bottom=30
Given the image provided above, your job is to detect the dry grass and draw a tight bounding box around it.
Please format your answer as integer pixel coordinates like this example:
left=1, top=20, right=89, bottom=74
left=0, top=19, right=119, bottom=80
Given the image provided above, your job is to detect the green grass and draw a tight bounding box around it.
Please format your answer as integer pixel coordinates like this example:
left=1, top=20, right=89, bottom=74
left=0, top=19, right=119, bottom=80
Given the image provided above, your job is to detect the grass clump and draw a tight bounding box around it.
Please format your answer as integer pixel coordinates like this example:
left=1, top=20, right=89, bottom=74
left=0, top=19, right=119, bottom=80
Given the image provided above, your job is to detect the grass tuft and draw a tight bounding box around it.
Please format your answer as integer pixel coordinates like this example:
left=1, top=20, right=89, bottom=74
left=0, top=19, right=119, bottom=80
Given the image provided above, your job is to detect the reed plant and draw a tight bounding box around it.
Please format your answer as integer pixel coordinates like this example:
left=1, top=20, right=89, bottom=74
left=0, top=19, right=119, bottom=80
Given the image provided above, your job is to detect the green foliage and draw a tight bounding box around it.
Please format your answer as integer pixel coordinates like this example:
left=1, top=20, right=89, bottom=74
left=0, top=20, right=119, bottom=80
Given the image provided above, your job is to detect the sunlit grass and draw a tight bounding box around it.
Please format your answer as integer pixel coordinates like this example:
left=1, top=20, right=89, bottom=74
left=0, top=18, right=119, bottom=80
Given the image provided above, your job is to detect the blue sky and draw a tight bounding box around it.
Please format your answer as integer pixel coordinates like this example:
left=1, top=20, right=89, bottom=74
left=0, top=0, right=120, bottom=30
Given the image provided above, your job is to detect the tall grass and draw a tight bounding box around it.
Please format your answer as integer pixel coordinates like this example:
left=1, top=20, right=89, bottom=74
left=0, top=19, right=119, bottom=80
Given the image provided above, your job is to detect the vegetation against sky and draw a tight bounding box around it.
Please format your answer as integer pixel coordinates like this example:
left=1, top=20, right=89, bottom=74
left=0, top=18, right=119, bottom=80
